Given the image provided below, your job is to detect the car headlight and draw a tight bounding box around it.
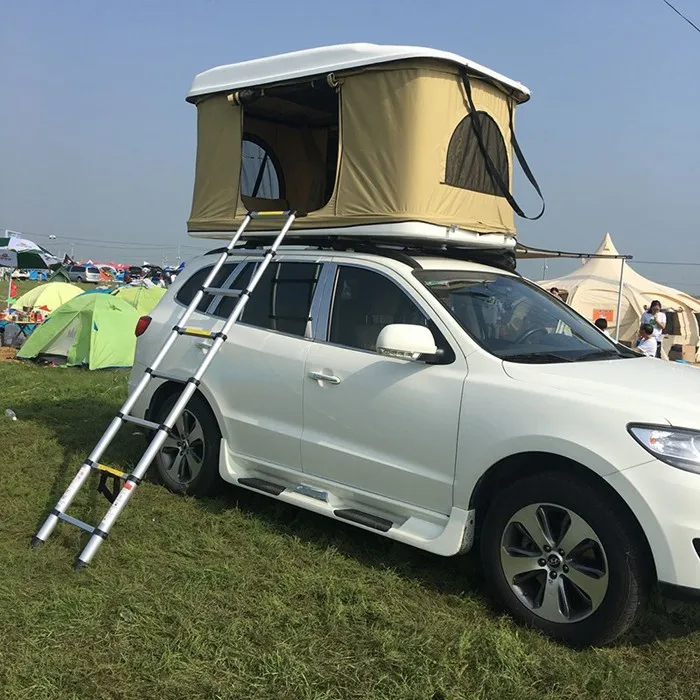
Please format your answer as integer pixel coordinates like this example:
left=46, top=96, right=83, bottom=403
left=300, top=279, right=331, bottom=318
left=628, top=424, right=700, bottom=474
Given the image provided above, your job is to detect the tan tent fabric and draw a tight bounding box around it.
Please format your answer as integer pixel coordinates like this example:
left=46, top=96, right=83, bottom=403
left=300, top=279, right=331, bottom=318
left=187, top=58, right=519, bottom=236
left=189, top=95, right=242, bottom=225
left=536, top=234, right=700, bottom=350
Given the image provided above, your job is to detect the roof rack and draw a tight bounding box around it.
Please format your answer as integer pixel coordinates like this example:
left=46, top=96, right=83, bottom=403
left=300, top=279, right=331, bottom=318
left=205, top=235, right=518, bottom=273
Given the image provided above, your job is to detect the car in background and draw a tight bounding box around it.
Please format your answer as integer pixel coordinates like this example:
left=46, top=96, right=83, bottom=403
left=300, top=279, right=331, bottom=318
left=66, top=265, right=101, bottom=283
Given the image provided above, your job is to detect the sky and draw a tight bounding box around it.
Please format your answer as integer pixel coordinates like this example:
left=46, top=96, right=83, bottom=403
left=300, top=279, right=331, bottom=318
left=2, top=1, right=700, bottom=291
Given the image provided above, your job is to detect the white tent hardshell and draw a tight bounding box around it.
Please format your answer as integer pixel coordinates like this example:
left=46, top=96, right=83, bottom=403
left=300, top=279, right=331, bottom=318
left=535, top=233, right=700, bottom=354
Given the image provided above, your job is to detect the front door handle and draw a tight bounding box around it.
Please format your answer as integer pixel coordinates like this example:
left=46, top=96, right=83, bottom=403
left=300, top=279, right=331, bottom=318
left=308, top=370, right=341, bottom=385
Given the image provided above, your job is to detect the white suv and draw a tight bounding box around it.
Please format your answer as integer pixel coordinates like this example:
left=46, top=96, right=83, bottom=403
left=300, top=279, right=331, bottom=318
left=129, top=244, right=700, bottom=647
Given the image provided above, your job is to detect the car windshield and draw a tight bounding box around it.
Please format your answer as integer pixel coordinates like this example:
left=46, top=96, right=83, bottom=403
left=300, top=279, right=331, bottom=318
left=415, top=269, right=638, bottom=363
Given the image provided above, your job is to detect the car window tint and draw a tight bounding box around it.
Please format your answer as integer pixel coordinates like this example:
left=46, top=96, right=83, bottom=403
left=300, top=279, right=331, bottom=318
left=175, top=263, right=239, bottom=313
left=237, top=262, right=320, bottom=337
left=329, top=266, right=429, bottom=352
left=214, top=263, right=254, bottom=319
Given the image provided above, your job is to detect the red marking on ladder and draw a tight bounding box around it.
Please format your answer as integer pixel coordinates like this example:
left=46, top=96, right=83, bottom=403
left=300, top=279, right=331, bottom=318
left=124, top=482, right=134, bottom=490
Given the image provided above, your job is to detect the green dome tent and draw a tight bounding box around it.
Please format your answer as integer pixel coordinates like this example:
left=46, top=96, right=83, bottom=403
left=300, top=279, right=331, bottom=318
left=11, top=282, right=83, bottom=313
left=17, top=294, right=140, bottom=370
left=112, top=284, right=166, bottom=315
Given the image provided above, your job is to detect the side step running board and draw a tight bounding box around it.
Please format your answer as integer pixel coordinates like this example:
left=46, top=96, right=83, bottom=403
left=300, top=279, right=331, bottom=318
left=333, top=508, right=393, bottom=532
left=238, top=477, right=286, bottom=496
left=237, top=479, right=394, bottom=532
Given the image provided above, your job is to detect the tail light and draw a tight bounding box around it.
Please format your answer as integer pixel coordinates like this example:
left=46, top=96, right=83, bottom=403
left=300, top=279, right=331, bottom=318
left=135, top=316, right=152, bottom=337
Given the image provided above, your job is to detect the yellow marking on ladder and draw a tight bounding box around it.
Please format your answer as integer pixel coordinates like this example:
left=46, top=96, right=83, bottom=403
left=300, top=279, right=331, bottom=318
left=253, top=210, right=289, bottom=216
left=182, top=328, right=213, bottom=338
left=96, top=464, right=127, bottom=479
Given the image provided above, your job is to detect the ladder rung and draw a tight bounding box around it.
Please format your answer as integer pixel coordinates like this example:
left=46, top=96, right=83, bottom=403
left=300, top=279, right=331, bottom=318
left=177, top=327, right=215, bottom=339
left=91, top=463, right=128, bottom=480
left=202, top=287, right=243, bottom=298
left=148, top=369, right=192, bottom=384
left=120, top=414, right=160, bottom=431
left=56, top=511, right=95, bottom=534
left=250, top=210, right=292, bottom=218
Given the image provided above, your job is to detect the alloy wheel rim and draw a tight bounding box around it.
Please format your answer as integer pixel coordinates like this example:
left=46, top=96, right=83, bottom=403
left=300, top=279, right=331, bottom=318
left=500, top=503, right=609, bottom=623
left=159, top=409, right=205, bottom=485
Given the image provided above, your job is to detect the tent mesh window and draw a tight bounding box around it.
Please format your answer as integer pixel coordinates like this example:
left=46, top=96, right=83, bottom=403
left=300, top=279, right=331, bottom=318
left=241, top=135, right=284, bottom=200
left=664, top=310, right=681, bottom=336
left=240, top=82, right=339, bottom=214
left=445, top=111, right=508, bottom=196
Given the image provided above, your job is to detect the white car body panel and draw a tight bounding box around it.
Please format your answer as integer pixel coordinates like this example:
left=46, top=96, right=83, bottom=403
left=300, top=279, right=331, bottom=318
left=301, top=340, right=464, bottom=515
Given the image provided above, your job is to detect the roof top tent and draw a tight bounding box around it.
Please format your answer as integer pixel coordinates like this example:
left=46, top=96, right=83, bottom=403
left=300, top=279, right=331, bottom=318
left=185, top=43, right=542, bottom=262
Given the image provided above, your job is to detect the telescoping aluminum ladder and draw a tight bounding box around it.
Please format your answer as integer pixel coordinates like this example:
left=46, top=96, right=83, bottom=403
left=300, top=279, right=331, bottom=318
left=31, top=210, right=297, bottom=569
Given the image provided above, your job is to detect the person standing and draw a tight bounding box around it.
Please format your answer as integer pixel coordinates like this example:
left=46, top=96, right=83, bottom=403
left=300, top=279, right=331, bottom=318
left=594, top=317, right=611, bottom=336
left=635, top=323, right=657, bottom=358
left=640, top=300, right=666, bottom=358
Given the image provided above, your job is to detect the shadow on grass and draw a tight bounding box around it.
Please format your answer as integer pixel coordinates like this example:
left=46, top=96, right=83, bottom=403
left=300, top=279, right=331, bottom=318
left=18, top=395, right=700, bottom=648
left=16, top=396, right=144, bottom=548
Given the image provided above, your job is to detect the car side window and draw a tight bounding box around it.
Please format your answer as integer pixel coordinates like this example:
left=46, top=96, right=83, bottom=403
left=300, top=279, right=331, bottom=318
left=175, top=263, right=240, bottom=313
left=231, top=261, right=320, bottom=337
left=328, top=266, right=432, bottom=352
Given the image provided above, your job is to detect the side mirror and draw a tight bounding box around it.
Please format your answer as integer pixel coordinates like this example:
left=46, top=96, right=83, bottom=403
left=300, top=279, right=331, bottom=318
left=376, top=324, right=438, bottom=362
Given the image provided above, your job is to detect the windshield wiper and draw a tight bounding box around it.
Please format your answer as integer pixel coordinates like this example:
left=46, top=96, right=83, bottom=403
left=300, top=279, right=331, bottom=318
left=572, top=349, right=625, bottom=362
left=502, top=352, right=574, bottom=364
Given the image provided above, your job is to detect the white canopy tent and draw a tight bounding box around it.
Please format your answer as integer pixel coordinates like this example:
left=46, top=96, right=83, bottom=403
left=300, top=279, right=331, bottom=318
left=532, top=233, right=700, bottom=353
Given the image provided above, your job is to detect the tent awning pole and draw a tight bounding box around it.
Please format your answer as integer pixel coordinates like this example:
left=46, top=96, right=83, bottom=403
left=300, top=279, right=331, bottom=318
left=614, top=258, right=625, bottom=342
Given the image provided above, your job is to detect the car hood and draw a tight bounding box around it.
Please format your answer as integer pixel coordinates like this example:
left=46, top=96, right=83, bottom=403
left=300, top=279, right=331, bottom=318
left=502, top=356, right=700, bottom=428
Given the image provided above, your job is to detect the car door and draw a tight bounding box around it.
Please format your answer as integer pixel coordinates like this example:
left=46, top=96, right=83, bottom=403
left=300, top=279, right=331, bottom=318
left=301, top=261, right=467, bottom=515
left=204, top=257, right=324, bottom=472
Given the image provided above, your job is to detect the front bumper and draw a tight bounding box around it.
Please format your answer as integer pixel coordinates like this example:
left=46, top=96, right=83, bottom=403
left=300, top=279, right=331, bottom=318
left=606, top=460, right=700, bottom=592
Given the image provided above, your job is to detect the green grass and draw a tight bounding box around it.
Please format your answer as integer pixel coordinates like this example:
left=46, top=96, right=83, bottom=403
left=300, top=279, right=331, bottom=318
left=1, top=363, right=699, bottom=699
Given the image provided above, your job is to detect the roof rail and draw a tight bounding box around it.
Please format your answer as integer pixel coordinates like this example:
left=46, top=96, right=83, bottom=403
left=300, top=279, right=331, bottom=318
left=204, top=236, right=517, bottom=273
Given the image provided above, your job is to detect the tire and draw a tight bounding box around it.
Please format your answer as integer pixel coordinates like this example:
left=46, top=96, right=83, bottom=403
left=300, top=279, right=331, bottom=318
left=480, top=471, right=651, bottom=647
left=151, top=392, right=223, bottom=497
left=76, top=276, right=83, bottom=283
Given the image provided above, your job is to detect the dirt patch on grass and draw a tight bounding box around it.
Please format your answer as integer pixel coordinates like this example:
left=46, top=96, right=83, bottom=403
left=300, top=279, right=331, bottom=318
left=0, top=347, right=19, bottom=363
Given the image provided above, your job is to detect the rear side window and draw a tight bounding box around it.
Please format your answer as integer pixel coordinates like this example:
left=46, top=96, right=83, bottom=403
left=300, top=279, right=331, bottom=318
left=224, top=262, right=320, bottom=336
left=88, top=267, right=99, bottom=274
left=175, top=263, right=240, bottom=314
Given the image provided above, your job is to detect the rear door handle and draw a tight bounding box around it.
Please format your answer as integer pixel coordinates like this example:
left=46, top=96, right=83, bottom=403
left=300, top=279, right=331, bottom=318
left=308, top=370, right=341, bottom=385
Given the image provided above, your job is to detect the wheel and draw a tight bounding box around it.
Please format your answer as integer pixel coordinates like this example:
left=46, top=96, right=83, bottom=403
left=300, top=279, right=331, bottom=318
left=76, top=276, right=83, bottom=283
left=480, top=471, right=651, bottom=647
left=151, top=393, right=223, bottom=496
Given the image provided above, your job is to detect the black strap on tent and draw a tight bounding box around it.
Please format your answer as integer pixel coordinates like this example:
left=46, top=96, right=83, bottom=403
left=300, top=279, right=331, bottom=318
left=460, top=71, right=545, bottom=220
left=251, top=152, right=270, bottom=198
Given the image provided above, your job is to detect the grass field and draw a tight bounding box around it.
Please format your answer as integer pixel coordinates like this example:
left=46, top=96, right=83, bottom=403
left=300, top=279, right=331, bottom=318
left=1, top=358, right=700, bottom=698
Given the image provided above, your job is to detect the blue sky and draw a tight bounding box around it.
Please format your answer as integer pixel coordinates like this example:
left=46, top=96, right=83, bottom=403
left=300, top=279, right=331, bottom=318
left=2, top=1, right=700, bottom=290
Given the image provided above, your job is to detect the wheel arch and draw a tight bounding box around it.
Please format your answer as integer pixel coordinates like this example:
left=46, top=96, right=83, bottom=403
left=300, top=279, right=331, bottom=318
left=145, top=380, right=220, bottom=430
left=469, top=451, right=657, bottom=579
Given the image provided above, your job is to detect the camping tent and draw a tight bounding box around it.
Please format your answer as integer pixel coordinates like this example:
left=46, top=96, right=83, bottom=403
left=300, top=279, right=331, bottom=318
left=535, top=233, right=700, bottom=351
left=112, top=285, right=166, bottom=315
left=186, top=44, right=541, bottom=241
left=11, top=282, right=83, bottom=314
left=17, top=294, right=140, bottom=370
left=47, top=267, right=71, bottom=283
